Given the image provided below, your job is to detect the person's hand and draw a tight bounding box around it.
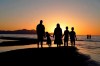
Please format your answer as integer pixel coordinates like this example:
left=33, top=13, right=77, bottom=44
left=51, top=36, right=53, bottom=37
left=43, top=35, right=46, bottom=38
left=62, top=35, right=64, bottom=38
left=44, top=36, right=46, bottom=38
left=75, top=37, right=77, bottom=40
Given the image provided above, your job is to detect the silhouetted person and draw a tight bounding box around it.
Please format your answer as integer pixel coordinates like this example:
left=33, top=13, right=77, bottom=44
left=46, top=32, right=52, bottom=47
left=87, top=35, right=89, bottom=39
left=87, top=35, right=91, bottom=39
left=63, top=26, right=69, bottom=46
left=36, top=20, right=45, bottom=48
left=53, top=23, right=63, bottom=47
left=70, top=27, right=76, bottom=46
left=90, top=35, right=91, bottom=39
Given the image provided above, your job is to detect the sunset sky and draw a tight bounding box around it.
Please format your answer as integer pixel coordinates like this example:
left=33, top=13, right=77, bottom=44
left=0, top=0, right=100, bottom=35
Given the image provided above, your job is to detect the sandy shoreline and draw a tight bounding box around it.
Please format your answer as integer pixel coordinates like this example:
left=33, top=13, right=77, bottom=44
left=0, top=37, right=100, bottom=65
left=0, top=46, right=99, bottom=66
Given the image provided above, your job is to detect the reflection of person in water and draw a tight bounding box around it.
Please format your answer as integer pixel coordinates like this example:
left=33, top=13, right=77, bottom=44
left=63, top=26, right=69, bottom=46
left=70, top=27, right=76, bottom=46
left=53, top=23, right=63, bottom=47
left=36, top=20, right=45, bottom=48
left=46, top=32, right=52, bottom=47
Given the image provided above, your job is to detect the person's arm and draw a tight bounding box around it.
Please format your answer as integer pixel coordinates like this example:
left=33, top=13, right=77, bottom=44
left=75, top=32, right=77, bottom=40
left=61, top=29, right=62, bottom=35
left=44, top=25, right=45, bottom=33
left=43, top=25, right=45, bottom=37
left=68, top=31, right=70, bottom=37
left=36, top=25, right=38, bottom=34
left=75, top=32, right=76, bottom=37
left=63, top=31, right=65, bottom=37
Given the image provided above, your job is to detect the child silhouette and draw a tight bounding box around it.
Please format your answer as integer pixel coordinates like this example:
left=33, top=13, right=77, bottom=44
left=70, top=27, right=76, bottom=46
left=46, top=32, right=52, bottom=47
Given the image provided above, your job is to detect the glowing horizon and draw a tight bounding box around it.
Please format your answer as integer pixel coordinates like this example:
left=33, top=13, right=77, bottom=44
left=0, top=0, right=100, bottom=35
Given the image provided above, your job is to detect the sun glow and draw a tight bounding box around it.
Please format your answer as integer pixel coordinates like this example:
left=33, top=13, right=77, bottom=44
left=44, top=20, right=72, bottom=33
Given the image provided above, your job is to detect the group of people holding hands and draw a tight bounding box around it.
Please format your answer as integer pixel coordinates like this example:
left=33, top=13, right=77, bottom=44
left=36, top=20, right=76, bottom=48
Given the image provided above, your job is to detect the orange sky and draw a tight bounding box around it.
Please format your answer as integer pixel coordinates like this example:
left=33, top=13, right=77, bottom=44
left=0, top=0, right=100, bottom=35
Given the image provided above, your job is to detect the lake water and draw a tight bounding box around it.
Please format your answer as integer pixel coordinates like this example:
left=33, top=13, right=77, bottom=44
left=0, top=34, right=100, bottom=63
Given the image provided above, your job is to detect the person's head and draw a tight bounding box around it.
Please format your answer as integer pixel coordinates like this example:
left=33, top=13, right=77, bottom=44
left=40, top=20, right=43, bottom=25
left=46, top=32, right=49, bottom=35
left=71, top=27, right=74, bottom=31
left=56, top=23, right=60, bottom=28
left=66, top=26, right=68, bottom=30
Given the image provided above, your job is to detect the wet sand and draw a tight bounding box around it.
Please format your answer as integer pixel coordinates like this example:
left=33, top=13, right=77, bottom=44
left=0, top=46, right=99, bottom=66
left=0, top=37, right=38, bottom=46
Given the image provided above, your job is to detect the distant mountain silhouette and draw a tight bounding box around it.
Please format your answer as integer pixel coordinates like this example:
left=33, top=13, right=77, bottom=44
left=0, top=29, right=36, bottom=34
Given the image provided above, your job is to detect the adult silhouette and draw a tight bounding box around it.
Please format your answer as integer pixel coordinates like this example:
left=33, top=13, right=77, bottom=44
left=63, top=26, right=69, bottom=46
left=53, top=23, right=63, bottom=47
left=36, top=20, right=45, bottom=48
left=70, top=27, right=76, bottom=46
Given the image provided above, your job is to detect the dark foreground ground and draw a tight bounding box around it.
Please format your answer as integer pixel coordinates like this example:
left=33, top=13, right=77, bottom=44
left=0, top=46, right=99, bottom=66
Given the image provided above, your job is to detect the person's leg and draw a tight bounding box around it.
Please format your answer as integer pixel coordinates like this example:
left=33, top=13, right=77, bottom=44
left=41, top=41, right=43, bottom=48
left=57, top=44, right=58, bottom=47
left=37, top=41, right=39, bottom=48
left=72, top=41, right=74, bottom=46
left=50, top=42, right=51, bottom=47
left=37, top=38, right=39, bottom=48
left=49, top=40, right=52, bottom=47
left=67, top=41, right=68, bottom=46
left=64, top=41, right=66, bottom=47
left=64, top=39, right=66, bottom=47
left=48, top=44, right=50, bottom=47
left=49, top=44, right=51, bottom=48
left=50, top=44, right=51, bottom=47
left=71, top=40, right=73, bottom=46
left=37, top=36, right=40, bottom=48
left=40, top=36, right=43, bottom=48
left=48, top=40, right=51, bottom=47
left=74, top=40, right=75, bottom=47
